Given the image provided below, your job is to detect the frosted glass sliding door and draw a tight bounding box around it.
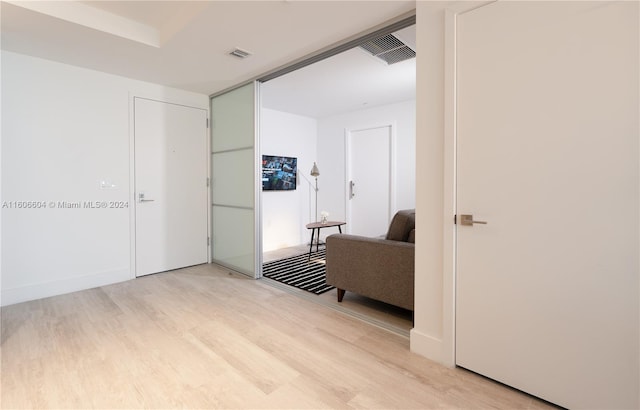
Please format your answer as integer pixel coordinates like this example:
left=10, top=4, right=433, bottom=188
left=210, top=82, right=261, bottom=277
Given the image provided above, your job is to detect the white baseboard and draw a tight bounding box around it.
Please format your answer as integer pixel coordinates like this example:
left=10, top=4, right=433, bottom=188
left=1, top=268, right=131, bottom=306
left=410, top=328, right=453, bottom=367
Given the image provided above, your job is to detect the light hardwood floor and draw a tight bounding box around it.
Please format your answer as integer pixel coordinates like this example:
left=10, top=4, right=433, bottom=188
left=263, top=245, right=413, bottom=335
left=1, top=263, right=557, bottom=409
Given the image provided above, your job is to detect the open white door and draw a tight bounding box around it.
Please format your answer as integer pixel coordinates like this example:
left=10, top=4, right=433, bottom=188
left=455, top=2, right=639, bottom=409
left=134, top=98, right=209, bottom=277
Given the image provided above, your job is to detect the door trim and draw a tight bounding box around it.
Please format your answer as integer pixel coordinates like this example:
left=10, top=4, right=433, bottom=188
left=441, top=1, right=492, bottom=370
left=344, top=122, right=396, bottom=235
left=442, top=8, right=458, bottom=368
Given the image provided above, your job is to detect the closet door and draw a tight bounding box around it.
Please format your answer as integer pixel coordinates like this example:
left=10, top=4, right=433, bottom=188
left=455, top=2, right=639, bottom=408
left=210, top=82, right=262, bottom=277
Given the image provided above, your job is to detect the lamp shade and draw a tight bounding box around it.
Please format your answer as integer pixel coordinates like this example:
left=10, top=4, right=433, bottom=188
left=310, top=162, right=320, bottom=177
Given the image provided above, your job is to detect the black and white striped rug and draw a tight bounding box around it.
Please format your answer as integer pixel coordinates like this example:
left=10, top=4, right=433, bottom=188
left=262, top=250, right=334, bottom=295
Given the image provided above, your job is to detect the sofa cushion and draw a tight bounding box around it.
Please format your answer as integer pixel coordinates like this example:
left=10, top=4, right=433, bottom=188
left=385, top=209, right=416, bottom=242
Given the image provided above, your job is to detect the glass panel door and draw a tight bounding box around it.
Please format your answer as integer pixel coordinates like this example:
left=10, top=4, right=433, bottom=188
left=211, top=82, right=261, bottom=277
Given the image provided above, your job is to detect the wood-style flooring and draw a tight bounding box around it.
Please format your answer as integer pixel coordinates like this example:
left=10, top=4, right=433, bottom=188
left=263, top=245, right=413, bottom=336
left=1, top=263, right=556, bottom=409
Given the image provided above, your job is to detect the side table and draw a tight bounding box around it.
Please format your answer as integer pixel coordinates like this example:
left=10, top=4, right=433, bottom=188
left=305, top=221, right=346, bottom=261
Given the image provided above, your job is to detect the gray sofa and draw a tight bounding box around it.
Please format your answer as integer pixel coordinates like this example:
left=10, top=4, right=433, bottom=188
left=325, top=209, right=415, bottom=311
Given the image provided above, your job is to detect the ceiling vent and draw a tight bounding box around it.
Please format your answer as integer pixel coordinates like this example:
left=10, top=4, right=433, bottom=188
left=229, top=48, right=251, bottom=59
left=359, top=34, right=415, bottom=65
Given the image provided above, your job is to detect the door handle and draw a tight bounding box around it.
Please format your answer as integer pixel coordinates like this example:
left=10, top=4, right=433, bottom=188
left=138, top=193, right=155, bottom=203
left=460, top=214, right=487, bottom=226
left=349, top=181, right=355, bottom=199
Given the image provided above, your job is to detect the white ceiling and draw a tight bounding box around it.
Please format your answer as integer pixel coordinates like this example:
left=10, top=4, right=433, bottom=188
left=1, top=0, right=416, bottom=98
left=261, top=25, right=416, bottom=118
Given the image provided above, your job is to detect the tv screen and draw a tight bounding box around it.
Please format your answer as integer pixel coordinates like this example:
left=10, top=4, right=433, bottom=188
left=262, top=155, right=297, bottom=191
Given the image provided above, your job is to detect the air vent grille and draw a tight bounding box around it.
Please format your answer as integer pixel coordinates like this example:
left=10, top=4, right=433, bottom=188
left=229, top=48, right=251, bottom=59
left=359, top=34, right=415, bottom=65
left=376, top=47, right=416, bottom=65
left=360, top=34, right=405, bottom=55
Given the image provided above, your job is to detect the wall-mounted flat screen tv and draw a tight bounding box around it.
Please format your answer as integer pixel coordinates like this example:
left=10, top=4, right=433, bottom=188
left=262, top=155, right=297, bottom=191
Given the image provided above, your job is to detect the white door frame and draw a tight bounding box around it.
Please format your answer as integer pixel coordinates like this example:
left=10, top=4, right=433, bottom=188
left=128, top=93, right=211, bottom=279
left=344, top=123, right=397, bottom=235
left=441, top=8, right=459, bottom=368
left=412, top=6, right=477, bottom=367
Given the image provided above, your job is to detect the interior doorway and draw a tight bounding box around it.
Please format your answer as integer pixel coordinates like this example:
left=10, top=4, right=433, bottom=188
left=257, top=23, right=416, bottom=334
left=260, top=24, right=416, bottom=253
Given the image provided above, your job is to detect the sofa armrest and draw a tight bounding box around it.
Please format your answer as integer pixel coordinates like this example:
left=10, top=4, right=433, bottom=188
left=325, top=234, right=414, bottom=310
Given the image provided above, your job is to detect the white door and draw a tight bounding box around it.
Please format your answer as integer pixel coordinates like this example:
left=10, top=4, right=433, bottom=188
left=347, top=125, right=393, bottom=237
left=456, top=2, right=638, bottom=409
left=134, top=98, right=209, bottom=277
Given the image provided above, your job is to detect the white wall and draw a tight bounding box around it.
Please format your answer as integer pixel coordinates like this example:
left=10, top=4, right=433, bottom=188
left=1, top=51, right=208, bottom=306
left=410, top=2, right=448, bottom=364
left=316, top=99, right=416, bottom=238
left=260, top=108, right=317, bottom=252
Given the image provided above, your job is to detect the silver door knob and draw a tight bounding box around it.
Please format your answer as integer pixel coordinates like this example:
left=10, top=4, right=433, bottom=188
left=460, top=214, right=487, bottom=226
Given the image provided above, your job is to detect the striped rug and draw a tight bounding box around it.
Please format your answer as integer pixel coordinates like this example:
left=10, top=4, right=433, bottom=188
left=262, top=249, right=334, bottom=295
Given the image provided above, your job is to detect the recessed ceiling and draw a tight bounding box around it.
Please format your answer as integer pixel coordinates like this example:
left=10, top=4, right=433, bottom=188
left=78, top=1, right=204, bottom=31
left=1, top=0, right=416, bottom=96
left=78, top=1, right=210, bottom=45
